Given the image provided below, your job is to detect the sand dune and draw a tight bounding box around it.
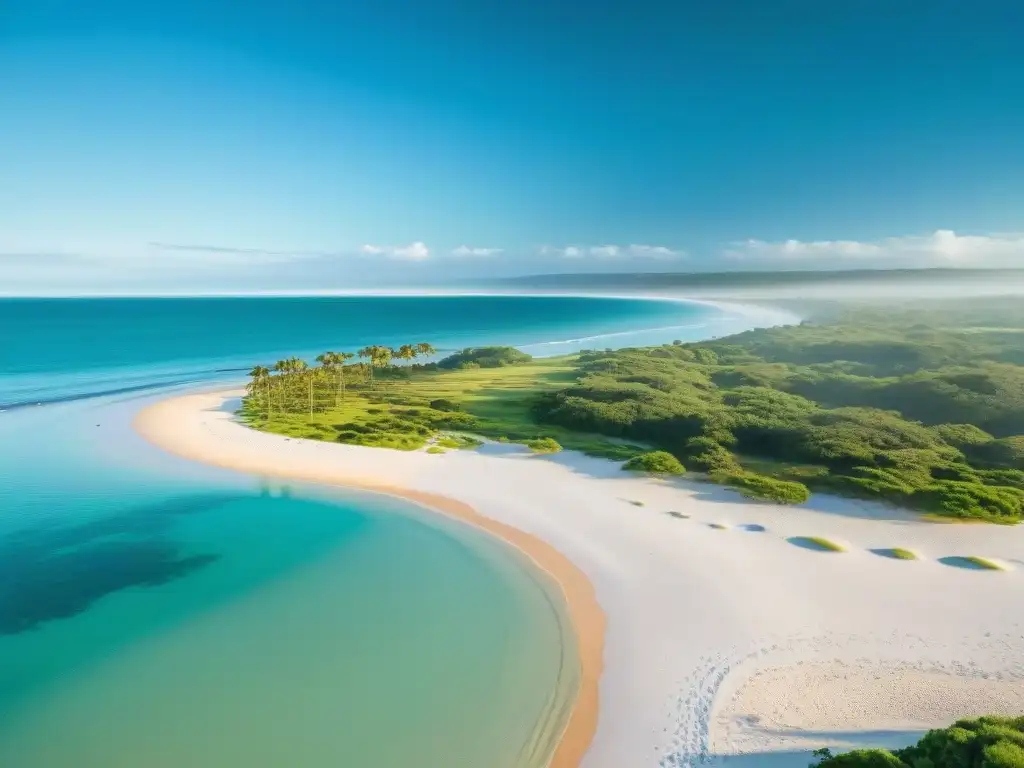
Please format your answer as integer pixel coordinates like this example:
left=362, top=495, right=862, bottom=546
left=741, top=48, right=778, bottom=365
left=136, top=390, right=1024, bottom=767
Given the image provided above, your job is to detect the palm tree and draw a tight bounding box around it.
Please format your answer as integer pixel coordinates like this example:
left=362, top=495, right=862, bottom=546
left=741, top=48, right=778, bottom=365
left=373, top=346, right=393, bottom=383
left=289, top=357, right=312, bottom=416
left=397, top=344, right=417, bottom=365
left=358, top=346, right=375, bottom=387
left=248, top=365, right=271, bottom=417
left=316, top=352, right=336, bottom=407
left=415, top=342, right=437, bottom=359
left=272, top=359, right=290, bottom=412
left=338, top=351, right=355, bottom=400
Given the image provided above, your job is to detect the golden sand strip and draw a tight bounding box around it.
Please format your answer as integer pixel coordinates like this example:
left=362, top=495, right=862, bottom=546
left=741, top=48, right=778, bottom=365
left=135, top=397, right=604, bottom=768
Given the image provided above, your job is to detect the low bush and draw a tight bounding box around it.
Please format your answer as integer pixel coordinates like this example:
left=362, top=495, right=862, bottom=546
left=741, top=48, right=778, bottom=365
left=523, top=437, right=562, bottom=453
left=437, top=346, right=533, bottom=370
left=811, top=715, right=1024, bottom=768
left=913, top=480, right=1024, bottom=523
left=712, top=471, right=810, bottom=504
left=429, top=398, right=461, bottom=412
left=889, top=548, right=918, bottom=560
left=623, top=451, right=686, bottom=475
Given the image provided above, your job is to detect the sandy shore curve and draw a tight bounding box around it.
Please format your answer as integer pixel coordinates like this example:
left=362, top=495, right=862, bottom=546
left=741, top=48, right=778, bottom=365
left=136, top=389, right=1024, bottom=767
left=135, top=391, right=603, bottom=768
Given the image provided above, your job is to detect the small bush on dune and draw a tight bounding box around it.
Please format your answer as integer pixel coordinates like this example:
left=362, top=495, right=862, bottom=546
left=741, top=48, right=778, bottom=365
left=964, top=556, right=1005, bottom=571
left=623, top=451, right=686, bottom=475
left=796, top=536, right=845, bottom=552
left=889, top=548, right=918, bottom=560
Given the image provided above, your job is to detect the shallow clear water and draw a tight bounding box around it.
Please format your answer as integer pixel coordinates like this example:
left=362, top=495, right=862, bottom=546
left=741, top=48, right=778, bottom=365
left=0, top=396, right=577, bottom=767
left=0, top=295, right=756, bottom=766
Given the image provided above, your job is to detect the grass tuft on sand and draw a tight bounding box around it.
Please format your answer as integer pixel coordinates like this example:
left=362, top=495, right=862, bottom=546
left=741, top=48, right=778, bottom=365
left=964, top=556, right=1005, bottom=570
left=790, top=536, right=846, bottom=552
left=887, top=547, right=918, bottom=560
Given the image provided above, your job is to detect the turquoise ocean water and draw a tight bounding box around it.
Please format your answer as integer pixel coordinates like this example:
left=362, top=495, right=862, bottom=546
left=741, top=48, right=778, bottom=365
left=0, top=295, right=758, bottom=767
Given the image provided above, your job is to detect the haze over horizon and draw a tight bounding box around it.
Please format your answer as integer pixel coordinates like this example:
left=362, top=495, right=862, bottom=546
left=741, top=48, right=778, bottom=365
left=2, top=1, right=1022, bottom=294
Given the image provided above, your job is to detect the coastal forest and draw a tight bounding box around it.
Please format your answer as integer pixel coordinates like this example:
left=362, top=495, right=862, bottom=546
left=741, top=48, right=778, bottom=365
left=242, top=297, right=1024, bottom=523
left=810, top=715, right=1024, bottom=768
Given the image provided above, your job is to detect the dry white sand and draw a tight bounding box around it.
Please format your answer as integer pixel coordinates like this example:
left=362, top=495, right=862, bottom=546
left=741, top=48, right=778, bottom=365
left=136, top=390, right=1024, bottom=768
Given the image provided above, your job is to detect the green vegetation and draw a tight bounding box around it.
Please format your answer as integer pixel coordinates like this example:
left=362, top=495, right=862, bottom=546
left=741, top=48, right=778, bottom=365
left=810, top=715, right=1024, bottom=768
left=241, top=345, right=635, bottom=458
left=522, top=437, right=562, bottom=453
left=530, top=298, right=1024, bottom=522
left=426, top=446, right=446, bottom=455
left=436, top=434, right=484, bottom=450
left=240, top=298, right=1024, bottom=522
left=623, top=450, right=686, bottom=475
left=710, top=470, right=810, bottom=504
left=437, top=346, right=533, bottom=370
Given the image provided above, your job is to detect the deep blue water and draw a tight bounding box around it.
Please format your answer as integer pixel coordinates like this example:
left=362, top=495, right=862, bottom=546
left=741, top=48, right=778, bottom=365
left=0, top=294, right=757, bottom=409
left=0, top=294, right=773, bottom=766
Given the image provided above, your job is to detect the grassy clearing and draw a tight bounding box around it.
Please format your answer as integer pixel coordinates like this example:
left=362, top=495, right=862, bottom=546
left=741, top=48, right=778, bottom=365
left=242, top=356, right=646, bottom=459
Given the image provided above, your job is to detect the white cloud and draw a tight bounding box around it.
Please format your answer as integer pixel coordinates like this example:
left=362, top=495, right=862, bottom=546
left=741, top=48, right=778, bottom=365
left=725, top=230, right=1024, bottom=268
left=452, top=245, right=503, bottom=257
left=360, top=242, right=431, bottom=260
left=627, top=244, right=680, bottom=259
left=393, top=241, right=430, bottom=260
left=539, top=243, right=681, bottom=260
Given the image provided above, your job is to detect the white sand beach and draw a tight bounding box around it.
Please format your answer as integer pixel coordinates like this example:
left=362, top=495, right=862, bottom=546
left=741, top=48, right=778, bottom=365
left=136, top=390, right=1024, bottom=768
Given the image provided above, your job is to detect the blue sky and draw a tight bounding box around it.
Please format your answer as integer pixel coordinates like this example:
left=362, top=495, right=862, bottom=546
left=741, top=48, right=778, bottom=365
left=2, top=0, right=1023, bottom=293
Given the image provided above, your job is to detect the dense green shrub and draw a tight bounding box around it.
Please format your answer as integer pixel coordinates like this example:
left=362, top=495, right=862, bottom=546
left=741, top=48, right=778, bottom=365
left=683, top=436, right=741, bottom=472
left=523, top=437, right=562, bottom=453
left=622, top=451, right=685, bottom=475
left=913, top=481, right=1024, bottom=523
left=811, top=715, right=1024, bottom=768
left=429, top=398, right=461, bottom=412
left=532, top=304, right=1024, bottom=522
left=438, top=346, right=533, bottom=369
left=712, top=471, right=810, bottom=504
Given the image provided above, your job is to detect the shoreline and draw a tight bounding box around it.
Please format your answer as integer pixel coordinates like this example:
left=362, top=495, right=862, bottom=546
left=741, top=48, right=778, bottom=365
left=134, top=389, right=1024, bottom=766
left=135, top=393, right=604, bottom=768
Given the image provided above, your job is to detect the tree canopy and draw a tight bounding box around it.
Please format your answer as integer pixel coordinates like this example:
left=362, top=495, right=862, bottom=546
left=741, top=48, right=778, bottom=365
left=811, top=716, right=1024, bottom=768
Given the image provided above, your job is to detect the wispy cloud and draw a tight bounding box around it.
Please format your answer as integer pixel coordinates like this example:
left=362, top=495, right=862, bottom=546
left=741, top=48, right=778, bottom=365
left=725, top=230, right=1024, bottom=268
left=452, top=245, right=503, bottom=257
left=539, top=243, right=682, bottom=260
left=361, top=241, right=430, bottom=260
left=147, top=242, right=339, bottom=264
